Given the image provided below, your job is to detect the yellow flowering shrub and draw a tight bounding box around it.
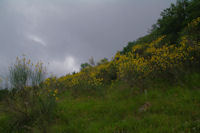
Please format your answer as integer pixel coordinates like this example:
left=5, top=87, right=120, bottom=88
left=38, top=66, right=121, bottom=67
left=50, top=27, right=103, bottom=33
left=53, top=68, right=103, bottom=91
left=115, top=33, right=200, bottom=88
left=93, top=62, right=117, bottom=83
left=50, top=61, right=116, bottom=92
left=43, top=17, right=200, bottom=91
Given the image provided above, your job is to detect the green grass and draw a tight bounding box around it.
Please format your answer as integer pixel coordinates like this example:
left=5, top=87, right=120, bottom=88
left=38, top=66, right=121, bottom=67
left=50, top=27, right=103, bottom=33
left=1, top=73, right=200, bottom=133
left=48, top=73, right=200, bottom=133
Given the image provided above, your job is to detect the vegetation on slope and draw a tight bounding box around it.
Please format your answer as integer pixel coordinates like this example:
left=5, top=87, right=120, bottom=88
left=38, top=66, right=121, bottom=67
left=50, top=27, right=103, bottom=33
left=121, top=0, right=200, bottom=54
left=1, top=73, right=200, bottom=132
left=0, top=0, right=200, bottom=132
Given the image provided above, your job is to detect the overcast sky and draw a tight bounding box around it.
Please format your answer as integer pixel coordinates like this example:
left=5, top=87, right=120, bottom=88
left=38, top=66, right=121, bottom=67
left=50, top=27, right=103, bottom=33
left=0, top=0, right=176, bottom=77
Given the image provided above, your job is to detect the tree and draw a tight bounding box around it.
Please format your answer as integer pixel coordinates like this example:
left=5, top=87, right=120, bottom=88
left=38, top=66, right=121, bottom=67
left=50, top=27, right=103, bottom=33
left=88, top=56, right=95, bottom=66
left=97, top=58, right=109, bottom=65
left=80, top=62, right=90, bottom=70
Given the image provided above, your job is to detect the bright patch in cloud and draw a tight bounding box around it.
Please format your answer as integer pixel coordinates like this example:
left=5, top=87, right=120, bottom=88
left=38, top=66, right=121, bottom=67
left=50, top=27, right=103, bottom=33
left=49, top=56, right=80, bottom=76
left=28, top=34, right=47, bottom=46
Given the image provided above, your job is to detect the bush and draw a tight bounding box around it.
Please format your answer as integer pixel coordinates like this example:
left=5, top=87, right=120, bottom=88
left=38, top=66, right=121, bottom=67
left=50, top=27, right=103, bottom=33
left=1, top=56, right=57, bottom=132
left=9, top=56, right=46, bottom=90
left=115, top=28, right=200, bottom=90
left=0, top=89, right=8, bottom=101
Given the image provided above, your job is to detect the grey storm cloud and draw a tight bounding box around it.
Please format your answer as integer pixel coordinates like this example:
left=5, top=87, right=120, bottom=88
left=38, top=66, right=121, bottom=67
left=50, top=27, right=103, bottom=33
left=0, top=0, right=175, bottom=76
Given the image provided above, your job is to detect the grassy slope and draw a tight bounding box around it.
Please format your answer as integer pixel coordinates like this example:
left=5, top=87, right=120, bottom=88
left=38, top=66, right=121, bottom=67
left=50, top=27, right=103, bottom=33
left=0, top=73, right=199, bottom=133
left=47, top=72, right=200, bottom=133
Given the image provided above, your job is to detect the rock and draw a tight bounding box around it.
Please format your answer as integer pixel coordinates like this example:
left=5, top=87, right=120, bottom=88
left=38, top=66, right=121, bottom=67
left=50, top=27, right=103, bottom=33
left=138, top=102, right=151, bottom=112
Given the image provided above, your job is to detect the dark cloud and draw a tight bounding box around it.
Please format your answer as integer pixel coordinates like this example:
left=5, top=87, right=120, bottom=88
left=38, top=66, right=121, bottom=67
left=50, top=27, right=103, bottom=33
left=0, top=0, right=175, bottom=76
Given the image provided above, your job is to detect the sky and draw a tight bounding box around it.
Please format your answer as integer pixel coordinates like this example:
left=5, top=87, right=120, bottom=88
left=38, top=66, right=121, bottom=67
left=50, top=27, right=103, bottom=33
left=0, top=0, right=176, bottom=78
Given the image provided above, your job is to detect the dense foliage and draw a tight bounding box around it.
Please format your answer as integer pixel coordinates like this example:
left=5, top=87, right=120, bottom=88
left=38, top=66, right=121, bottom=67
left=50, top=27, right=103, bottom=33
left=121, top=0, right=200, bottom=54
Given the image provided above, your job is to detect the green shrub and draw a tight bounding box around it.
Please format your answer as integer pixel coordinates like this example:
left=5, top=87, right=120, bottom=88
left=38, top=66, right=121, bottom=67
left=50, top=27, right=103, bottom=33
left=0, top=89, right=8, bottom=101
left=1, top=56, right=56, bottom=132
left=9, top=56, right=46, bottom=90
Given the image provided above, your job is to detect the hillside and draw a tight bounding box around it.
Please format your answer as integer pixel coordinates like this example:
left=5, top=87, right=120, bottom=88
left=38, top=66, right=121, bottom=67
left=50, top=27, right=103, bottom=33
left=1, top=73, right=200, bottom=132
left=40, top=74, right=200, bottom=132
left=0, top=0, right=200, bottom=132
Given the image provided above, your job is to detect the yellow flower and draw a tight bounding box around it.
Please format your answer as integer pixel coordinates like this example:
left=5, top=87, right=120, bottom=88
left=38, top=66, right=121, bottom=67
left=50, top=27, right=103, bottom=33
left=56, top=97, right=59, bottom=101
left=54, top=89, right=58, bottom=94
